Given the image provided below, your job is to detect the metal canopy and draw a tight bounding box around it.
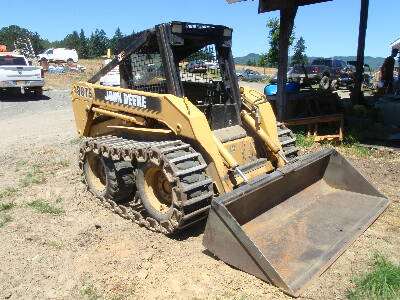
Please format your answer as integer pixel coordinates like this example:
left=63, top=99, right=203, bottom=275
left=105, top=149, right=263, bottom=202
left=391, top=38, right=400, bottom=50
left=226, top=0, right=332, bottom=12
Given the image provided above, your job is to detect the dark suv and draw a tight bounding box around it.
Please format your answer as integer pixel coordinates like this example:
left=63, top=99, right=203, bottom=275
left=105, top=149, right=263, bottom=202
left=270, top=58, right=348, bottom=90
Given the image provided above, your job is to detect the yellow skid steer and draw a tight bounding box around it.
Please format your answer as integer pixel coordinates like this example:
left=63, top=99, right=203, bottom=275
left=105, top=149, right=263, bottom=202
left=71, top=22, right=389, bottom=297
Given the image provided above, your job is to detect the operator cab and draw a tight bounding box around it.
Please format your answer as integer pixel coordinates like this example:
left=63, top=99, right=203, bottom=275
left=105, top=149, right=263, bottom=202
left=117, top=22, right=242, bottom=130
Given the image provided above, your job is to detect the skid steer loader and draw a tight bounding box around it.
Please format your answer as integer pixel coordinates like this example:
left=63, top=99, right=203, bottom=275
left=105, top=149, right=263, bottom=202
left=71, top=22, right=389, bottom=297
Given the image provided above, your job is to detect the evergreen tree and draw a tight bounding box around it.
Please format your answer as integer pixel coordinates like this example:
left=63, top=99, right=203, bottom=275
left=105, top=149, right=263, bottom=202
left=186, top=48, right=215, bottom=62
left=109, top=27, right=124, bottom=54
left=88, top=29, right=109, bottom=58
left=258, top=53, right=268, bottom=67
left=291, top=37, right=308, bottom=65
left=265, top=18, right=295, bottom=67
left=246, top=59, right=258, bottom=66
left=78, top=29, right=89, bottom=59
left=63, top=30, right=80, bottom=50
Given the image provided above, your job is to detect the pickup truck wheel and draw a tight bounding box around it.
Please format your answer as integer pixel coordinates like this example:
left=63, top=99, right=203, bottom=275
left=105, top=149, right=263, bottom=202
left=238, top=75, right=243, bottom=81
left=319, top=76, right=330, bottom=90
left=67, top=58, right=74, bottom=66
left=8, top=87, right=21, bottom=96
left=25, top=87, right=43, bottom=98
left=330, top=79, right=338, bottom=91
left=33, top=88, right=43, bottom=98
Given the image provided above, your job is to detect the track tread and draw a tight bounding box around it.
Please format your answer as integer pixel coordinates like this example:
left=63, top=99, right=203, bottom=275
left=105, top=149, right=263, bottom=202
left=277, top=123, right=299, bottom=161
left=79, top=136, right=213, bottom=234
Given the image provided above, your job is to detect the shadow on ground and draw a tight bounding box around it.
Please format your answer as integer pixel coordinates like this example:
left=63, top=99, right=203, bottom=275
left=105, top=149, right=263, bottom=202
left=170, top=221, right=206, bottom=241
left=0, top=91, right=51, bottom=102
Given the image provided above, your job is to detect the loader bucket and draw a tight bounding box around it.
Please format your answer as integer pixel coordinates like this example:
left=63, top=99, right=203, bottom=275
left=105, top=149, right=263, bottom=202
left=203, top=148, right=389, bottom=297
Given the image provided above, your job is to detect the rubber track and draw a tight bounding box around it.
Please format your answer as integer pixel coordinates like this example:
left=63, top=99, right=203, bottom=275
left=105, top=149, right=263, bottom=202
left=79, top=136, right=213, bottom=234
left=277, top=123, right=299, bottom=161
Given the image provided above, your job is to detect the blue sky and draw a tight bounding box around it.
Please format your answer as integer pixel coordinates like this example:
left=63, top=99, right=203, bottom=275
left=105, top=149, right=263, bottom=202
left=1, top=0, right=398, bottom=58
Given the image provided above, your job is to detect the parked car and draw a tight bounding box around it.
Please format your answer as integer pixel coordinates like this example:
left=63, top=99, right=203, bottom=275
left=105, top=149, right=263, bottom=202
left=311, top=58, right=347, bottom=89
left=185, top=60, right=207, bottom=73
left=205, top=61, right=219, bottom=70
left=270, top=58, right=348, bottom=90
left=38, top=48, right=78, bottom=63
left=331, top=62, right=375, bottom=91
left=0, top=52, right=44, bottom=97
left=236, top=69, right=267, bottom=82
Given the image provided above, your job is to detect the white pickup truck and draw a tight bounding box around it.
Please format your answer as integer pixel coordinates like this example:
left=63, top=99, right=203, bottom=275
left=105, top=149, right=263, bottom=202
left=0, top=53, right=44, bottom=97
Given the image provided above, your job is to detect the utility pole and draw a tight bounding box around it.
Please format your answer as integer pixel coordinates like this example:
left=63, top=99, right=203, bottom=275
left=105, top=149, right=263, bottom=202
left=353, top=0, right=369, bottom=105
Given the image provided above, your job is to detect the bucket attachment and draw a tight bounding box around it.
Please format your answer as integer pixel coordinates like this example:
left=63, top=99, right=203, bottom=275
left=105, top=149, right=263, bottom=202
left=203, top=148, right=389, bottom=297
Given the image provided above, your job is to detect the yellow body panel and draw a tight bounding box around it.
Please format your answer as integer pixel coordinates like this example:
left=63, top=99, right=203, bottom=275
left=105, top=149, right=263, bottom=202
left=71, top=82, right=283, bottom=194
left=223, top=136, right=258, bottom=166
left=240, top=86, right=285, bottom=166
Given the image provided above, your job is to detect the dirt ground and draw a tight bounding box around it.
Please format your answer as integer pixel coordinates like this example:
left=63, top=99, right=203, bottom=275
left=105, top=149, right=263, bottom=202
left=0, top=87, right=399, bottom=300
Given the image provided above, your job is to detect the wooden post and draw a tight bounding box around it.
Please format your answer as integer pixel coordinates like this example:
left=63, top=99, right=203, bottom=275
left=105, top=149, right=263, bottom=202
left=353, top=0, right=369, bottom=105
left=276, top=4, right=297, bottom=121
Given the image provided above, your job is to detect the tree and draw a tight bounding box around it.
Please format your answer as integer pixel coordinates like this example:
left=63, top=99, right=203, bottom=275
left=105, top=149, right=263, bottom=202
left=109, top=27, right=124, bottom=54
left=88, top=29, right=109, bottom=58
left=63, top=31, right=80, bottom=50
left=246, top=59, right=257, bottom=66
left=291, top=37, right=308, bottom=66
left=78, top=29, right=89, bottom=59
left=0, top=25, right=45, bottom=55
left=264, top=18, right=295, bottom=67
left=186, top=47, right=215, bottom=62
left=258, top=53, right=268, bottom=67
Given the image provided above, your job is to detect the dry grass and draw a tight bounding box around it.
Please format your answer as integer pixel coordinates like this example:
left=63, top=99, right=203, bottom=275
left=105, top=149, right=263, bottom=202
left=43, top=58, right=277, bottom=88
left=235, top=65, right=277, bottom=76
left=44, top=59, right=103, bottom=88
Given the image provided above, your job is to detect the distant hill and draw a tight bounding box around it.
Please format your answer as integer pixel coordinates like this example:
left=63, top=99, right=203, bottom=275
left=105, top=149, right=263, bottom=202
left=234, top=54, right=386, bottom=70
left=234, top=53, right=261, bottom=65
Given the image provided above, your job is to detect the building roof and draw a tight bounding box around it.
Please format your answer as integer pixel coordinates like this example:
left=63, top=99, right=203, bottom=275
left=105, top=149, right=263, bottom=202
left=226, top=0, right=332, bottom=12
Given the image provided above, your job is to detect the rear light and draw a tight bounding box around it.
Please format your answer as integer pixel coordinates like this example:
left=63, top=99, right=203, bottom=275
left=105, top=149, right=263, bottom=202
left=41, top=68, right=44, bottom=78
left=314, top=66, right=318, bottom=72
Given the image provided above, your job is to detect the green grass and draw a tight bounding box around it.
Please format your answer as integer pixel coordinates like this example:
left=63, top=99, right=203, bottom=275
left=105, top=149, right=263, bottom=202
left=347, top=252, right=400, bottom=300
left=294, top=131, right=315, bottom=148
left=27, top=200, right=64, bottom=215
left=70, top=137, right=82, bottom=145
left=15, top=160, right=28, bottom=171
left=15, top=160, right=28, bottom=167
left=0, top=202, right=15, bottom=212
left=81, top=286, right=101, bottom=300
left=0, top=187, right=18, bottom=199
left=58, top=160, right=70, bottom=167
left=47, top=241, right=62, bottom=249
left=20, top=164, right=44, bottom=187
left=292, top=128, right=376, bottom=159
left=216, top=292, right=250, bottom=300
left=0, top=215, right=12, bottom=228
left=345, top=145, right=373, bottom=158
left=341, top=130, right=374, bottom=158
